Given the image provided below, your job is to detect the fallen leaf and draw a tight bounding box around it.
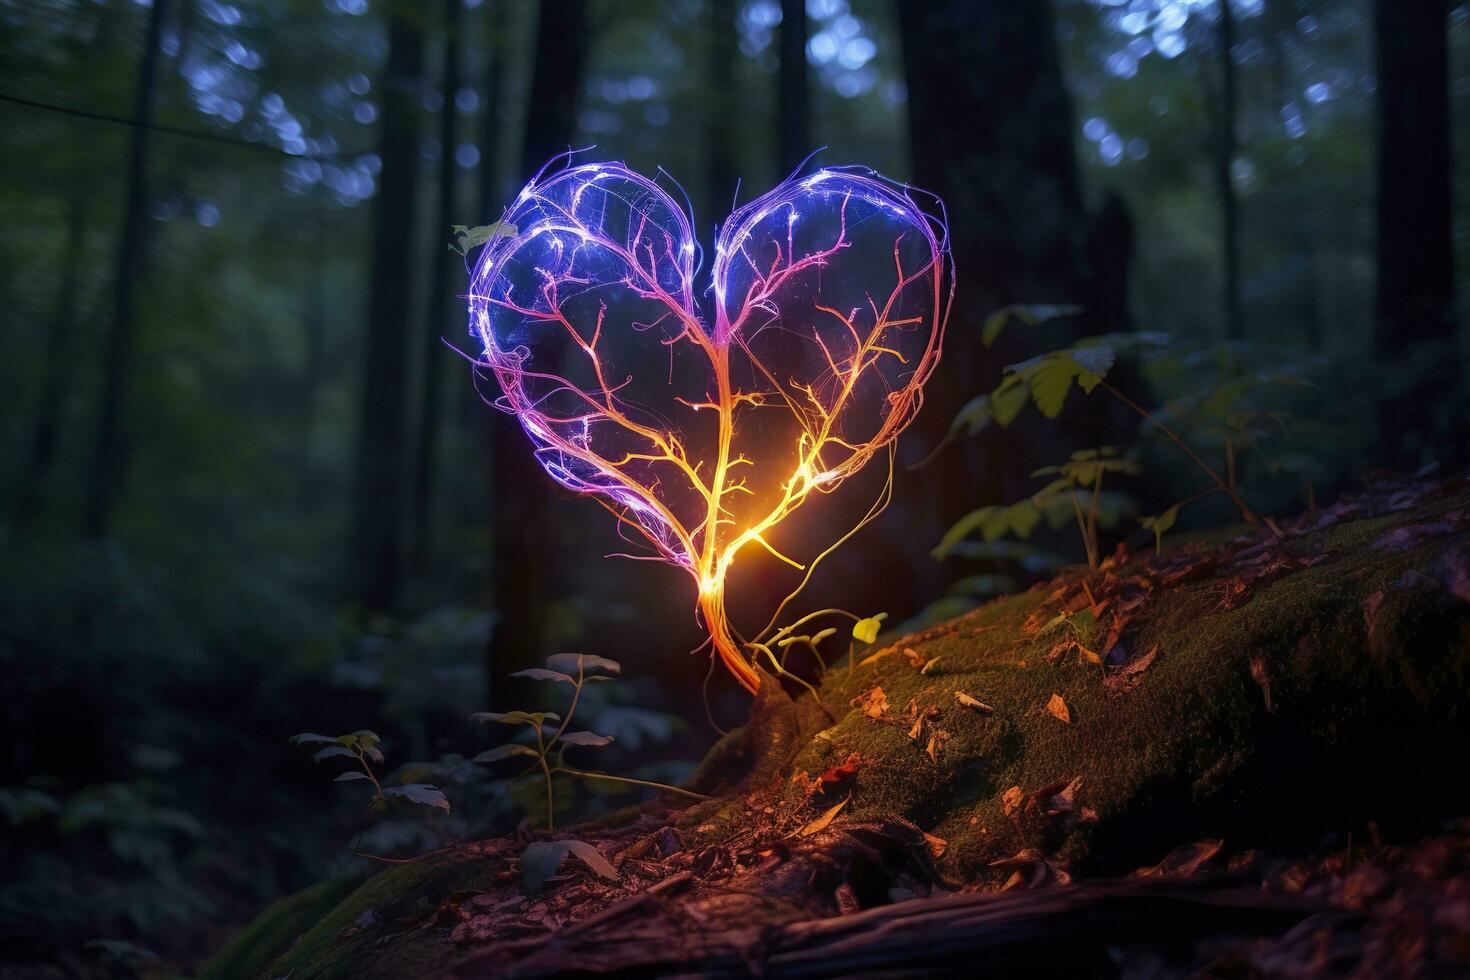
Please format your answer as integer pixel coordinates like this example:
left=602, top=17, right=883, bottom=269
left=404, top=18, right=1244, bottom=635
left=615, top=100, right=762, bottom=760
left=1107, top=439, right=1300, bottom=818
left=954, top=691, right=994, bottom=714
left=853, top=687, right=890, bottom=720
left=923, top=832, right=948, bottom=859
left=1134, top=839, right=1225, bottom=879
left=1046, top=693, right=1071, bottom=724
left=903, top=647, right=925, bottom=668
left=817, top=753, right=862, bottom=786
left=1001, top=785, right=1023, bottom=817
left=793, top=796, right=848, bottom=837
left=921, top=656, right=942, bottom=675
left=1104, top=645, right=1158, bottom=694
left=1051, top=776, right=1082, bottom=813
left=833, top=882, right=860, bottom=915
left=925, top=729, right=947, bottom=764
left=907, top=716, right=925, bottom=742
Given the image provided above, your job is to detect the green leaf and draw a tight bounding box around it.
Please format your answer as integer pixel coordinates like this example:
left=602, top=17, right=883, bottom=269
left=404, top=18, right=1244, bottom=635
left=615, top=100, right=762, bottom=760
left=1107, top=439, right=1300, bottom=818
left=1003, top=500, right=1042, bottom=540
left=852, top=613, right=888, bottom=644
left=349, top=730, right=381, bottom=750
left=333, top=771, right=371, bottom=782
left=1068, top=344, right=1116, bottom=384
left=472, top=744, right=540, bottom=764
left=934, top=507, right=1002, bottom=558
left=991, top=377, right=1030, bottom=428
left=470, top=711, right=561, bottom=726
left=379, top=784, right=450, bottom=812
left=981, top=303, right=1083, bottom=347
left=1139, top=504, right=1181, bottom=554
left=544, top=653, right=622, bottom=676
left=557, top=731, right=614, bottom=747
left=290, top=733, right=338, bottom=746
left=509, top=667, right=576, bottom=685
left=1025, top=357, right=1083, bottom=418
left=312, top=746, right=357, bottom=762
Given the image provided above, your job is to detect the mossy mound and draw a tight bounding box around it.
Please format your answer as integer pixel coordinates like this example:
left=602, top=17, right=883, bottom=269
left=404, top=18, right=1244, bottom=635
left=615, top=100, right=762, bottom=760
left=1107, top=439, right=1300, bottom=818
left=231, top=844, right=513, bottom=980
left=205, top=477, right=1470, bottom=979
left=786, top=486, right=1470, bottom=881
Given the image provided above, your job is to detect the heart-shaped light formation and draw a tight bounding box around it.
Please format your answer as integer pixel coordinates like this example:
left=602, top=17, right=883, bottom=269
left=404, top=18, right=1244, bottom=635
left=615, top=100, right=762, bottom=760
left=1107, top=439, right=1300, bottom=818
left=468, top=160, right=951, bottom=693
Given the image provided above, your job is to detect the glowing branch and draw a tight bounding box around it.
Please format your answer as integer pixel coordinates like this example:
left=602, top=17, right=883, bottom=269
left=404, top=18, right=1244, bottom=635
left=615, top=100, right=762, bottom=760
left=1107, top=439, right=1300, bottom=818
left=469, top=159, right=952, bottom=693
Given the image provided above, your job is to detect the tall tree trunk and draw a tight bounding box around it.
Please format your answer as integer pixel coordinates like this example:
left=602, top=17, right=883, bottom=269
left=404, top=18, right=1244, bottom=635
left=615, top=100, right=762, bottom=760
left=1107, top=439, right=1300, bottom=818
left=1217, top=0, right=1242, bottom=343
left=897, top=0, right=1104, bottom=511
left=82, top=0, right=168, bottom=538
left=16, top=187, right=91, bottom=531
left=411, top=0, right=463, bottom=569
left=707, top=0, right=738, bottom=228
left=486, top=0, right=589, bottom=693
left=1372, top=0, right=1457, bottom=469
left=350, top=3, right=423, bottom=610
left=296, top=210, right=330, bottom=506
left=777, top=0, right=810, bottom=175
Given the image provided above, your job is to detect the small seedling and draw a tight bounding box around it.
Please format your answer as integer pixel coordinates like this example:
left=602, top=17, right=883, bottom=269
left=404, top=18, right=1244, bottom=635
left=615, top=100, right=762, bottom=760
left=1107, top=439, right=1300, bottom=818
left=290, top=729, right=450, bottom=814
left=472, top=654, right=707, bottom=831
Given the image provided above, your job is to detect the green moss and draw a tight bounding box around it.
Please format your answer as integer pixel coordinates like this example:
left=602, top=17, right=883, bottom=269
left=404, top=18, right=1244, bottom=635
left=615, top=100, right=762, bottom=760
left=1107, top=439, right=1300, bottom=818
left=200, top=878, right=357, bottom=980
left=788, top=508, right=1470, bottom=882
left=259, top=849, right=504, bottom=980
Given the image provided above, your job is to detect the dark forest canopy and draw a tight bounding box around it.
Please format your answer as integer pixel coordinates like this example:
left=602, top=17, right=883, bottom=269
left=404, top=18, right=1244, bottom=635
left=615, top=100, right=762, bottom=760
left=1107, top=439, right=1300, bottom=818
left=1, top=1, right=1468, bottom=976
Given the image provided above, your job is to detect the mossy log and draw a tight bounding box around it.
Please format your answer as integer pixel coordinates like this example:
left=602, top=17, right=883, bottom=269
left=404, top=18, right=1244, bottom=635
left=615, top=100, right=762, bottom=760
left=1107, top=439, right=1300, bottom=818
left=207, top=476, right=1470, bottom=979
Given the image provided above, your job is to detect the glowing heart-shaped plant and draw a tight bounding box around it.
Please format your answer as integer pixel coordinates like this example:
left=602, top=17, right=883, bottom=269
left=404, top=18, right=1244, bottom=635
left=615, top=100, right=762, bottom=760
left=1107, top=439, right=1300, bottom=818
left=468, top=160, right=951, bottom=693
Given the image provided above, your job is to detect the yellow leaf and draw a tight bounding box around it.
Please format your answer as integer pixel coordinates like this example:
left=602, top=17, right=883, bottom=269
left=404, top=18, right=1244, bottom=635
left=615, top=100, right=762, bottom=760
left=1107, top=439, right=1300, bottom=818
left=1002, top=785, right=1023, bottom=817
left=1047, top=693, right=1071, bottom=724
left=794, top=796, right=848, bottom=838
left=852, top=613, right=888, bottom=644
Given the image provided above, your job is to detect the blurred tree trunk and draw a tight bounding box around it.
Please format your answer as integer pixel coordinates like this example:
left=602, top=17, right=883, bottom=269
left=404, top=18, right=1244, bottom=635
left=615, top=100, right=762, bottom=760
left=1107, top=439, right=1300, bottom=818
left=486, top=0, right=589, bottom=694
left=897, top=0, right=1127, bottom=512
left=82, top=0, right=168, bottom=538
left=477, top=0, right=508, bottom=219
left=1216, top=0, right=1242, bottom=343
left=350, top=3, right=423, bottom=610
left=297, top=210, right=329, bottom=505
left=707, top=0, right=738, bottom=229
left=1372, top=0, right=1458, bottom=469
left=411, top=0, right=463, bottom=569
left=15, top=187, right=90, bottom=531
left=777, top=0, right=810, bottom=175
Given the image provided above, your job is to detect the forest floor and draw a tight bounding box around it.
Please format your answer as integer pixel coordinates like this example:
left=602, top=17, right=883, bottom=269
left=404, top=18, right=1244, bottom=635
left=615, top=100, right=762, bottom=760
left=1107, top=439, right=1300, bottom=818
left=207, top=472, right=1470, bottom=979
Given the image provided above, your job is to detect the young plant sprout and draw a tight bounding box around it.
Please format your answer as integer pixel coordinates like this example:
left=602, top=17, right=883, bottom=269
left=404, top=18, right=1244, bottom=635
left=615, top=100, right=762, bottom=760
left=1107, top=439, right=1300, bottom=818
left=472, top=653, right=708, bottom=831
left=468, top=160, right=952, bottom=693
left=289, top=730, right=450, bottom=814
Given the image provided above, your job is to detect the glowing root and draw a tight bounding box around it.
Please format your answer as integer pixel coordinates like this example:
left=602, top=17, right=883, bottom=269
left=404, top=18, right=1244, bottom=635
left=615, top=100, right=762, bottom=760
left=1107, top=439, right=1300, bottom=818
left=699, top=583, right=760, bottom=694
